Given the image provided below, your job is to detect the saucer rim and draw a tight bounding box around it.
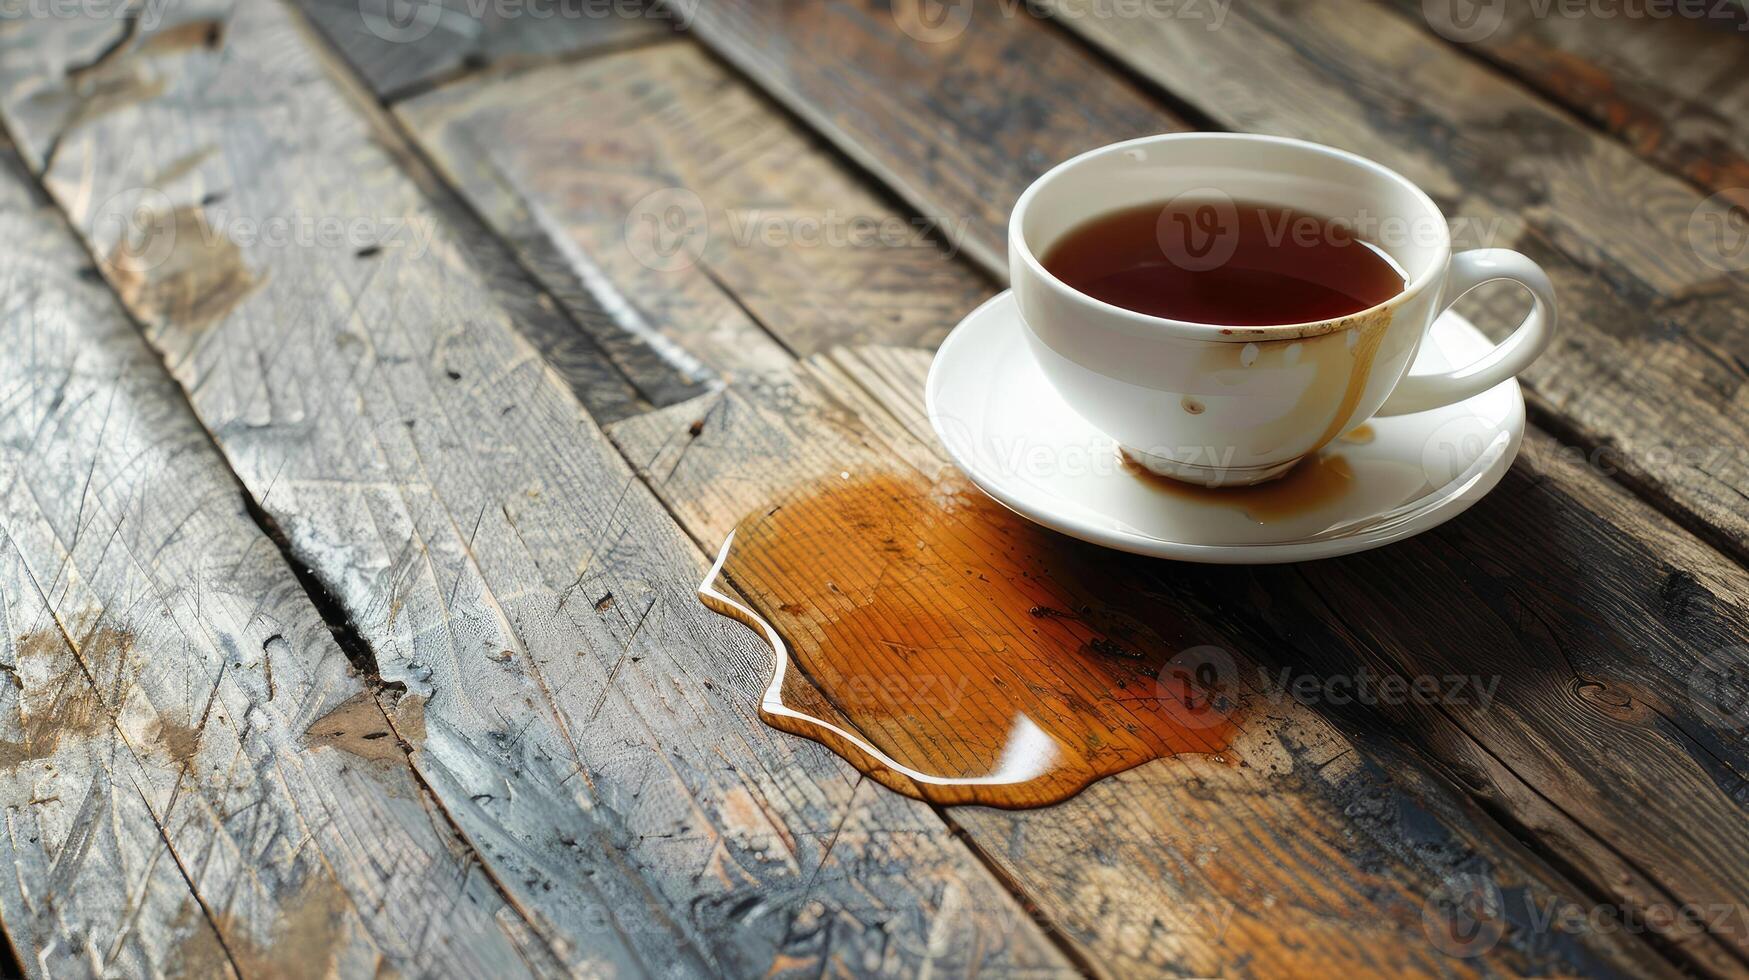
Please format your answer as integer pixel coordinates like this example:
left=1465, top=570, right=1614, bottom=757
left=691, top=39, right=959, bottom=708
left=925, top=290, right=1526, bottom=564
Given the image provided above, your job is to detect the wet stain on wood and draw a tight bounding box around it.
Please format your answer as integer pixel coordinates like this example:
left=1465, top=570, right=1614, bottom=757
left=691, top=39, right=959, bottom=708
left=106, top=205, right=262, bottom=332
left=140, top=18, right=226, bottom=55
left=304, top=689, right=427, bottom=763
left=170, top=872, right=348, bottom=980
left=0, top=626, right=134, bottom=771
left=700, top=471, right=1240, bottom=808
left=153, top=717, right=203, bottom=768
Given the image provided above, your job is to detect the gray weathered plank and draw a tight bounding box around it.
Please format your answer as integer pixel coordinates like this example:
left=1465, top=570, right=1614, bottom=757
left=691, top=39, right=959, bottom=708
left=290, top=0, right=715, bottom=412
left=293, top=0, right=673, bottom=99
left=0, top=137, right=553, bottom=976
left=398, top=40, right=994, bottom=382
left=607, top=354, right=1707, bottom=978
left=0, top=1, right=1080, bottom=975
left=2, top=0, right=665, bottom=425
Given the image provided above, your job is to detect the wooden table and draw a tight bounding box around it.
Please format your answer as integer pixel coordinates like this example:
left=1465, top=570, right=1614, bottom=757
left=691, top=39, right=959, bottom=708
left=0, top=1, right=1745, bottom=976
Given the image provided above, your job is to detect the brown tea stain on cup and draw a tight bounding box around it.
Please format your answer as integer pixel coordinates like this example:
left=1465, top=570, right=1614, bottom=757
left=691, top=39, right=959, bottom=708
left=699, top=471, right=1241, bottom=808
left=1341, top=423, right=1376, bottom=445
left=1118, top=449, right=1357, bottom=523
left=1309, top=312, right=1394, bottom=453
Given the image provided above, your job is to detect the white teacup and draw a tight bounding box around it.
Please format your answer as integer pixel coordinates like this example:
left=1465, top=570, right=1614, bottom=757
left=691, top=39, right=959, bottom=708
left=1010, top=133, right=1557, bottom=487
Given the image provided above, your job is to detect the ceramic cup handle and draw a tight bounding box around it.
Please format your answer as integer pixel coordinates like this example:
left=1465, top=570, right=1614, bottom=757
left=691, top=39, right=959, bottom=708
left=1376, top=248, right=1559, bottom=416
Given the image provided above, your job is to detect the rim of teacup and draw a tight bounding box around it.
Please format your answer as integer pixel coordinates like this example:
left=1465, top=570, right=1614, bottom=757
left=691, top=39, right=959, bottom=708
left=1009, top=132, right=1452, bottom=341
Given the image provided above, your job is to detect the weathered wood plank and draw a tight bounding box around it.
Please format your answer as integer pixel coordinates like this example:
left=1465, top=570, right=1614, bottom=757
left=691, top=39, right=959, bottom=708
left=669, top=0, right=1185, bottom=276
left=0, top=139, right=552, bottom=976
left=1391, top=0, right=1749, bottom=210
left=2, top=0, right=673, bottom=424
left=292, top=0, right=717, bottom=411
left=0, top=2, right=1080, bottom=975
left=676, top=0, right=1749, bottom=564
left=608, top=352, right=1706, bottom=977
left=398, top=40, right=994, bottom=381
left=293, top=0, right=674, bottom=99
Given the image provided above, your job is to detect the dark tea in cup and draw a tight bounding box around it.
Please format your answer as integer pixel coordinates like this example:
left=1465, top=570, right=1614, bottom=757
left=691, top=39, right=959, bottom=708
left=1041, top=199, right=1407, bottom=326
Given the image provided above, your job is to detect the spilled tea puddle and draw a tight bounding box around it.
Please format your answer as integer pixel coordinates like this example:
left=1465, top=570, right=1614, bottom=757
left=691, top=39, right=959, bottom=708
left=700, top=471, right=1241, bottom=808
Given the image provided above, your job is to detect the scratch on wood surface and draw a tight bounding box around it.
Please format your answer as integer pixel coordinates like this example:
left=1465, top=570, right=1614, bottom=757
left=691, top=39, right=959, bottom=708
left=0, top=626, right=132, bottom=771
left=105, top=205, right=262, bottom=332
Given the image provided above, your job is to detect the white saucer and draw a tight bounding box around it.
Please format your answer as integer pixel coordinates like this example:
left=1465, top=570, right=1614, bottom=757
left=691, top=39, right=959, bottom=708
left=925, top=291, right=1525, bottom=563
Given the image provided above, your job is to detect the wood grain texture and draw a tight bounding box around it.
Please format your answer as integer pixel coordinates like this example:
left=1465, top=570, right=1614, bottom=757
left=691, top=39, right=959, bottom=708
left=1391, top=0, right=1749, bottom=210
left=0, top=140, right=551, bottom=977
left=670, top=0, right=1187, bottom=275
left=399, top=41, right=994, bottom=383
left=608, top=354, right=1713, bottom=978
left=293, top=0, right=673, bottom=99
left=0, top=1, right=1078, bottom=975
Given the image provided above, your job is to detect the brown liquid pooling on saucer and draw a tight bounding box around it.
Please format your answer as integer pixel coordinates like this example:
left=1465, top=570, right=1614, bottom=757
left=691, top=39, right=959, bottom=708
left=699, top=471, right=1242, bottom=808
left=1117, top=450, right=1357, bottom=524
